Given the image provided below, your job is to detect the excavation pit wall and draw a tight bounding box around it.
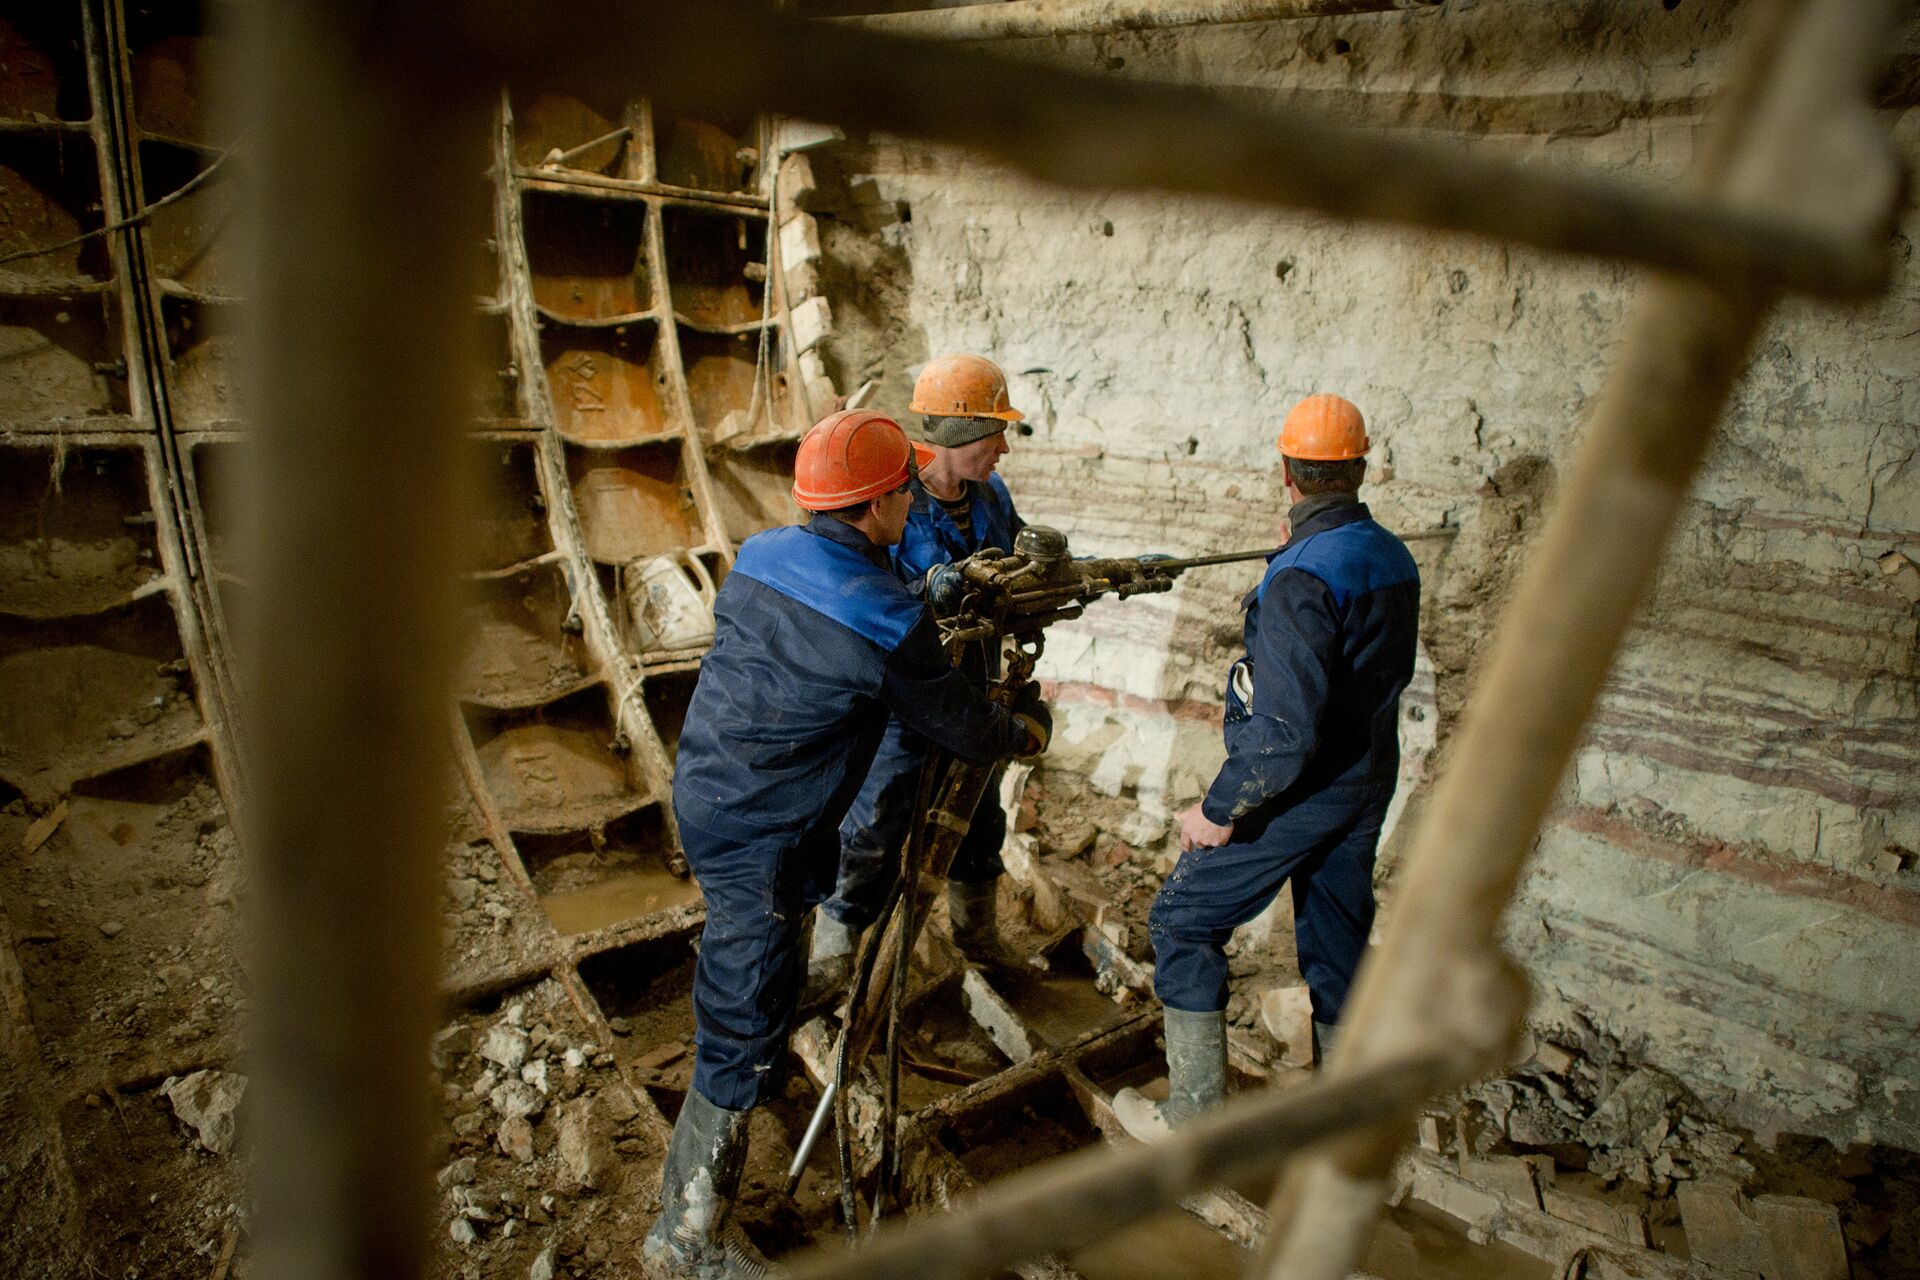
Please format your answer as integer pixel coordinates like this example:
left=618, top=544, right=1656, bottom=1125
left=799, top=0, right=1920, bottom=1157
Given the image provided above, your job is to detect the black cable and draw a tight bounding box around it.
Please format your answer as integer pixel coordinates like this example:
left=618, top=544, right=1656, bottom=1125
left=833, top=856, right=907, bottom=1242
left=0, top=142, right=238, bottom=271
left=832, top=1023, right=858, bottom=1244
left=873, top=750, right=942, bottom=1226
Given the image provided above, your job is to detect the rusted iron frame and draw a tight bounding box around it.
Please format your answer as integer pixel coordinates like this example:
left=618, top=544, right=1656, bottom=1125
left=1255, top=1, right=1908, bottom=1278
left=458, top=1, right=1885, bottom=298
left=959, top=963, right=1270, bottom=1253
left=235, top=2, right=495, bottom=1277
left=73, top=0, right=250, bottom=809
left=88, top=0, right=204, bottom=583
left=835, top=0, right=1439, bottom=42
left=487, top=93, right=697, bottom=876
left=908, top=1136, right=1095, bottom=1280
left=786, top=1049, right=1459, bottom=1280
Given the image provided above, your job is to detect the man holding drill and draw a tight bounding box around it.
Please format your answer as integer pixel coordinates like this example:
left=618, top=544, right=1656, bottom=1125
left=643, top=408, right=1049, bottom=1279
left=807, top=354, right=1039, bottom=999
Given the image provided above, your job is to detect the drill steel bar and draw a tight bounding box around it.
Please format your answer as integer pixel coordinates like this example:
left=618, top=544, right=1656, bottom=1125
left=236, top=3, right=493, bottom=1278
left=1256, top=1, right=1907, bottom=1277
left=782, top=1050, right=1459, bottom=1280
left=461, top=2, right=1886, bottom=298
left=835, top=0, right=1439, bottom=42
left=1129, top=547, right=1279, bottom=571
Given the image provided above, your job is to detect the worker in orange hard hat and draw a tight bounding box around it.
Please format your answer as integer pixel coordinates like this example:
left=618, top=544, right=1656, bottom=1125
left=646, top=409, right=1051, bottom=1278
left=1116, top=393, right=1420, bottom=1141
left=805, top=354, right=1042, bottom=1003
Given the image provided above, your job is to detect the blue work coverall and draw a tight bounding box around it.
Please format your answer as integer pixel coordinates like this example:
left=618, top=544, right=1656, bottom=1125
left=1150, top=494, right=1419, bottom=1025
left=671, top=514, right=1031, bottom=1109
left=821, top=473, right=1024, bottom=929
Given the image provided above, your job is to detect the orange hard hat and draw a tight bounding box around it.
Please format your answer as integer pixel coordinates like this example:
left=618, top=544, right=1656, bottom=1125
left=908, top=354, right=1025, bottom=422
left=1278, top=393, right=1369, bottom=461
left=791, top=409, right=936, bottom=511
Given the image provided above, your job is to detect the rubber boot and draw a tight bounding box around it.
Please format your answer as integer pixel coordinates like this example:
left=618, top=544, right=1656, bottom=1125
left=640, top=1089, right=777, bottom=1279
left=798, top=912, right=859, bottom=1015
left=947, top=878, right=1036, bottom=973
left=1112, top=1008, right=1228, bottom=1142
left=1312, top=1018, right=1338, bottom=1065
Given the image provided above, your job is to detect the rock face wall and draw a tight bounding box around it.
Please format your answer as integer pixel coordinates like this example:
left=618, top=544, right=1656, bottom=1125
left=806, top=0, right=1920, bottom=1148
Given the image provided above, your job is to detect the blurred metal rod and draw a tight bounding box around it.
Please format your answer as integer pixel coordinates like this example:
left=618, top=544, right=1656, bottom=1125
left=463, top=1, right=1889, bottom=298
left=235, top=2, right=493, bottom=1277
left=833, top=0, right=1440, bottom=41
left=1254, top=0, right=1908, bottom=1276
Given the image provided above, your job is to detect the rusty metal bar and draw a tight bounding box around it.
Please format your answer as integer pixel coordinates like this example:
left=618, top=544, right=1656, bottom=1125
left=459, top=1, right=1887, bottom=298
left=234, top=2, right=493, bottom=1277
left=833, top=0, right=1440, bottom=42
left=1253, top=1, right=1908, bottom=1277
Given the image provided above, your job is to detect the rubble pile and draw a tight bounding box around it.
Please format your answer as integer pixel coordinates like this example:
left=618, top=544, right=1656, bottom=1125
left=428, top=979, right=665, bottom=1280
left=1410, top=1020, right=1916, bottom=1280
left=441, top=836, right=551, bottom=992
left=1007, top=769, right=1167, bottom=954
left=1008, top=765, right=1321, bottom=1076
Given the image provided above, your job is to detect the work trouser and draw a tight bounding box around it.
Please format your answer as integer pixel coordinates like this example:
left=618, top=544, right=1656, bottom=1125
left=1149, top=781, right=1391, bottom=1025
left=679, top=814, right=841, bottom=1110
left=822, top=716, right=1008, bottom=929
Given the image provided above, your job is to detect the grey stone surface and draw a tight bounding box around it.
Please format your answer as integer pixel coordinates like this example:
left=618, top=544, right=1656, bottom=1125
left=161, top=1069, right=247, bottom=1155
left=479, top=1023, right=530, bottom=1071
left=490, top=1079, right=544, bottom=1121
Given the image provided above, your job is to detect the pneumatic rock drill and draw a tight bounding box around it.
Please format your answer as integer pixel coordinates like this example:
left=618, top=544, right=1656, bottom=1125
left=787, top=525, right=1275, bottom=1217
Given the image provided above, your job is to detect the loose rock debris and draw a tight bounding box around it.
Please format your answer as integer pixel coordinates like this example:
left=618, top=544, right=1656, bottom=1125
left=430, top=979, right=664, bottom=1278
left=1405, top=1021, right=1918, bottom=1279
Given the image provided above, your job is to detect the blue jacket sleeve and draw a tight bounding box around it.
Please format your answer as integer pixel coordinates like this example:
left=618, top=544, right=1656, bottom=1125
left=1201, top=568, right=1340, bottom=824
left=880, top=613, right=1028, bottom=764
left=893, top=514, right=942, bottom=588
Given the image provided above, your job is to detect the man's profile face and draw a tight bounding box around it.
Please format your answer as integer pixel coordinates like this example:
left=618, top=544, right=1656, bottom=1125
left=943, top=428, right=1010, bottom=484
left=874, top=483, right=915, bottom=545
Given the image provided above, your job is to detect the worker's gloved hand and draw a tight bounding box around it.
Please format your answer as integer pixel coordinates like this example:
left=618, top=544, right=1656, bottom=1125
left=1010, top=682, right=1052, bottom=759
left=926, top=562, right=965, bottom=612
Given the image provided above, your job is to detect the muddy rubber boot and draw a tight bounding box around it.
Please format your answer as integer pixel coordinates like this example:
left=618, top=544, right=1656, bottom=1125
left=947, top=878, right=1036, bottom=973
left=1312, top=1018, right=1338, bottom=1065
left=799, top=912, right=859, bottom=1014
left=640, top=1089, right=778, bottom=1279
left=1112, top=1008, right=1228, bottom=1142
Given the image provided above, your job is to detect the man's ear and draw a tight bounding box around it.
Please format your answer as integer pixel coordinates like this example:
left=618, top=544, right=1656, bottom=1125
left=1280, top=457, right=1293, bottom=490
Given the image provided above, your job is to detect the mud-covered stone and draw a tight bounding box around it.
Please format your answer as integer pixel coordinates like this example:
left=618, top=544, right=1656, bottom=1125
left=497, top=1115, right=534, bottom=1164
left=1580, top=1067, right=1683, bottom=1154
